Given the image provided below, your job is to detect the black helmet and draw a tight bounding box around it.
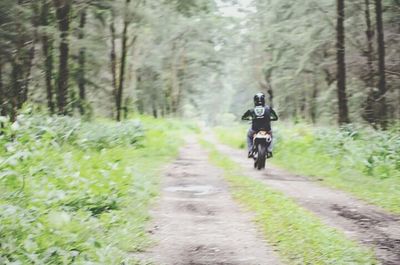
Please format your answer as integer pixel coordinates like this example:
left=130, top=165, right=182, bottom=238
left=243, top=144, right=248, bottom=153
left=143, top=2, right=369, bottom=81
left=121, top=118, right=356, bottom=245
left=253, top=92, right=265, bottom=106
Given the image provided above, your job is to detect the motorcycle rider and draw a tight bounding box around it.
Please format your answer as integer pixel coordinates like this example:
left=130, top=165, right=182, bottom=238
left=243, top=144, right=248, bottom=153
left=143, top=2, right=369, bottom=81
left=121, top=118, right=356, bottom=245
left=241, top=92, right=278, bottom=158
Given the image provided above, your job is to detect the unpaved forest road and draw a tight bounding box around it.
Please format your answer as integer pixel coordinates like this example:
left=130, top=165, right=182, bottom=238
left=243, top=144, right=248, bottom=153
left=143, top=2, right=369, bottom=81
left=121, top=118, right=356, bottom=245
left=140, top=137, right=281, bottom=265
left=207, top=134, right=400, bottom=265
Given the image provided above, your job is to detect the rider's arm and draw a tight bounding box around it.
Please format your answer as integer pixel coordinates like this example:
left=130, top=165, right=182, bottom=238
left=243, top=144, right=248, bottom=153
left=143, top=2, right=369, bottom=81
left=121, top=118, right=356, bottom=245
left=270, top=108, right=278, bottom=121
left=241, top=110, right=252, bottom=120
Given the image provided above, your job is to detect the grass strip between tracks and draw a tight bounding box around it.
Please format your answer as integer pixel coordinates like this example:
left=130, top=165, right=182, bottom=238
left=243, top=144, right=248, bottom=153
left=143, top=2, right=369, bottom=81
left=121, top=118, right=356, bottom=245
left=200, top=139, right=377, bottom=265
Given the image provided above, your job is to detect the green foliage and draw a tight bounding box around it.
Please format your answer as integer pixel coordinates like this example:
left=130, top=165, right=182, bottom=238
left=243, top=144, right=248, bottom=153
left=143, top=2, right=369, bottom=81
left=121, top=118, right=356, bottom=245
left=214, top=123, right=400, bottom=213
left=273, top=124, right=400, bottom=213
left=0, top=114, right=144, bottom=151
left=0, top=115, right=185, bottom=264
left=214, top=125, right=247, bottom=150
left=200, top=139, right=377, bottom=265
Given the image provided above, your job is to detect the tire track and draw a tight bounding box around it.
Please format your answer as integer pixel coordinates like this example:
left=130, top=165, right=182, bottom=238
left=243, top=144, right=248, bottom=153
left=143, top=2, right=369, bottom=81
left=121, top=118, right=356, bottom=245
left=138, top=137, right=281, bottom=265
left=211, top=135, right=400, bottom=265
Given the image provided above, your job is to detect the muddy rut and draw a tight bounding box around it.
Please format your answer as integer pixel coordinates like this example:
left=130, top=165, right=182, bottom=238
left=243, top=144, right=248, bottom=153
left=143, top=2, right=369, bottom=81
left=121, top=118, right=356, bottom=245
left=139, top=137, right=281, bottom=265
left=209, top=135, right=400, bottom=265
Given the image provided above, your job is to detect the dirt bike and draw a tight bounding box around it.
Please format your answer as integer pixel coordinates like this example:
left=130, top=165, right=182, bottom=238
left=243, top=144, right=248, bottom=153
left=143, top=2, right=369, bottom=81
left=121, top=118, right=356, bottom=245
left=252, top=130, right=272, bottom=170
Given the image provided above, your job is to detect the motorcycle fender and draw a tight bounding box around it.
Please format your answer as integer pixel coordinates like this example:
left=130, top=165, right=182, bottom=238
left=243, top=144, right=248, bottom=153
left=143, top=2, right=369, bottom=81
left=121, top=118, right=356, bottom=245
left=254, top=138, right=267, bottom=145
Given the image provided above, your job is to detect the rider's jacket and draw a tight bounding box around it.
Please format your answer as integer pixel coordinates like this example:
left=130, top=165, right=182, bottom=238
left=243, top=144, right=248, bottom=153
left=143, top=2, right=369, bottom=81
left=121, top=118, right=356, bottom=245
left=241, top=105, right=278, bottom=131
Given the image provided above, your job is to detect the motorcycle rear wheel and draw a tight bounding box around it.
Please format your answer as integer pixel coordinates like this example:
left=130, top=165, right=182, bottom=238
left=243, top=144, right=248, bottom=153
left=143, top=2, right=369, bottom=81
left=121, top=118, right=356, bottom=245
left=256, top=144, right=266, bottom=170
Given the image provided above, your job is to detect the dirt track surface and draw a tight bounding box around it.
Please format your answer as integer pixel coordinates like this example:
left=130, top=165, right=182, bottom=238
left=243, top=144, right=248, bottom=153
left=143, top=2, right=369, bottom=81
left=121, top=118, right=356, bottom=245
left=139, top=137, right=281, bottom=265
left=208, top=135, right=400, bottom=265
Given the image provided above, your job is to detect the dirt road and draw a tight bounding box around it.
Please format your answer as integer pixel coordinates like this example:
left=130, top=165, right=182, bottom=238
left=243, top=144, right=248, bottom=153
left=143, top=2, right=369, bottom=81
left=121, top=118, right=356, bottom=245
left=140, top=137, right=281, bottom=265
left=210, top=136, right=400, bottom=265
left=139, top=135, right=400, bottom=265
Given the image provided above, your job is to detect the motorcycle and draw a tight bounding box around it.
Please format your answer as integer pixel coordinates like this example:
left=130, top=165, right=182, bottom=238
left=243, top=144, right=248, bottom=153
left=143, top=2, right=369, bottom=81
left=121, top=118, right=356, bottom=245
left=252, top=130, right=272, bottom=170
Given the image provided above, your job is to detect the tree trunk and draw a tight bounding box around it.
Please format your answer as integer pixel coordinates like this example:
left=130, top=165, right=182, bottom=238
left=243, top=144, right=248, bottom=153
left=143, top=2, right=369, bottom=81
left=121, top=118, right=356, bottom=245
left=310, top=82, right=319, bottom=124
left=0, top=57, right=6, bottom=117
left=53, top=0, right=71, bottom=115
left=362, top=0, right=377, bottom=124
left=22, top=1, right=40, bottom=104
left=10, top=62, right=22, bottom=122
left=170, top=42, right=186, bottom=115
left=78, top=8, right=87, bottom=115
left=398, top=88, right=400, bottom=120
left=13, top=1, right=25, bottom=114
left=41, top=0, right=55, bottom=114
left=336, top=0, right=350, bottom=124
left=259, top=69, right=274, bottom=107
left=300, top=91, right=307, bottom=120
left=123, top=98, right=129, bottom=119
left=170, top=43, right=179, bottom=114
left=374, top=0, right=387, bottom=129
left=116, top=0, right=131, bottom=121
left=265, top=74, right=274, bottom=107
left=364, top=0, right=375, bottom=87
left=110, top=14, right=117, bottom=96
left=152, top=101, right=158, bottom=118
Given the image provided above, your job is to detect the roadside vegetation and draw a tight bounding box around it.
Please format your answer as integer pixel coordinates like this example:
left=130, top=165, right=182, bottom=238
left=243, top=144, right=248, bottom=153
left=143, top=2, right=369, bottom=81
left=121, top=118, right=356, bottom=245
left=0, top=114, right=187, bottom=264
left=200, top=139, right=377, bottom=265
left=214, top=124, right=400, bottom=214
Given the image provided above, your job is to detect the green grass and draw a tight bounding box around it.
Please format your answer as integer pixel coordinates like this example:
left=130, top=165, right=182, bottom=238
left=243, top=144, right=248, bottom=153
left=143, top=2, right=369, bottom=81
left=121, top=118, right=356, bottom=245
left=214, top=124, right=400, bottom=214
left=214, top=125, right=248, bottom=150
left=200, top=139, right=377, bottom=265
left=0, top=115, right=189, bottom=264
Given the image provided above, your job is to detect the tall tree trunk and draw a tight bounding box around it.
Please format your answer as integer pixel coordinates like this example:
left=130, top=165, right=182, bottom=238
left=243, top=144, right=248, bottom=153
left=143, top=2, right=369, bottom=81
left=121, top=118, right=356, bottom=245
left=361, top=0, right=378, bottom=125
left=13, top=0, right=26, bottom=114
left=176, top=49, right=186, bottom=114
left=78, top=8, right=87, bottom=115
left=374, top=0, right=387, bottom=129
left=22, top=1, right=40, bottom=104
left=265, top=73, right=274, bottom=108
left=53, top=0, right=71, bottom=115
left=364, top=0, right=375, bottom=87
left=398, top=88, right=400, bottom=120
left=10, top=62, right=22, bottom=122
left=0, top=57, right=6, bottom=117
left=170, top=43, right=179, bottom=114
left=170, top=42, right=186, bottom=115
left=116, top=0, right=131, bottom=121
left=300, top=91, right=307, bottom=120
left=336, top=0, right=350, bottom=124
left=362, top=0, right=377, bottom=124
left=310, top=81, right=319, bottom=124
left=152, top=101, right=158, bottom=118
left=41, top=0, right=55, bottom=114
left=110, top=14, right=117, bottom=113
left=259, top=69, right=274, bottom=107
left=110, top=11, right=118, bottom=118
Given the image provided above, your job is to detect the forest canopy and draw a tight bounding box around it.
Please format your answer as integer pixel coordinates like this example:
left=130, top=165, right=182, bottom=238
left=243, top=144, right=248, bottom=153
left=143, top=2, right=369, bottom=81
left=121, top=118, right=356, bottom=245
left=0, top=0, right=399, bottom=127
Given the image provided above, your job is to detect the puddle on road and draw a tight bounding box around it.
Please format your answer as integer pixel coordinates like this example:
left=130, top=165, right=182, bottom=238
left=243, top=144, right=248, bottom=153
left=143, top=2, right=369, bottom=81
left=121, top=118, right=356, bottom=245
left=165, top=185, right=217, bottom=196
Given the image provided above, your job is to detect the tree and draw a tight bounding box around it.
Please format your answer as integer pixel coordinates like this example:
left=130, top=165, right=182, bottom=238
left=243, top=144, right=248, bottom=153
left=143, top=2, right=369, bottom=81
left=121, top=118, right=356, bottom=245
left=374, top=0, right=387, bottom=128
left=0, top=0, right=397, bottom=125
left=336, top=0, right=350, bottom=124
left=40, top=0, right=55, bottom=114
left=364, top=0, right=375, bottom=88
left=78, top=7, right=87, bottom=115
left=116, top=0, right=131, bottom=121
left=53, top=0, right=71, bottom=115
left=0, top=57, right=5, bottom=117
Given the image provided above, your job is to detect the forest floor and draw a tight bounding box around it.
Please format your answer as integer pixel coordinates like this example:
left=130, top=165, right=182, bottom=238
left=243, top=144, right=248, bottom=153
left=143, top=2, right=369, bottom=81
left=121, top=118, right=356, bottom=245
left=138, top=133, right=400, bottom=265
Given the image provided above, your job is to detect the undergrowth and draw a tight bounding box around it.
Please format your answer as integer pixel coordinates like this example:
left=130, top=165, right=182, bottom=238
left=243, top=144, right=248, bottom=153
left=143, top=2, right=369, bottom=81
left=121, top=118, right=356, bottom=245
left=200, top=139, right=377, bottom=265
left=0, top=114, right=188, bottom=264
left=214, top=123, right=400, bottom=214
